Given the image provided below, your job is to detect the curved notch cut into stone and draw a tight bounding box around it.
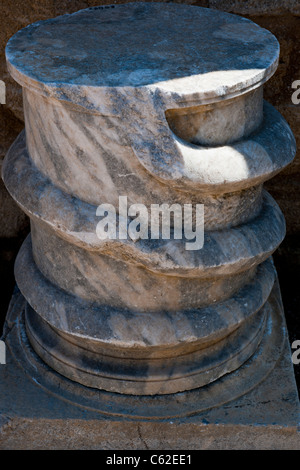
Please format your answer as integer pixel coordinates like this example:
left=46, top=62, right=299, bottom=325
left=165, top=87, right=263, bottom=146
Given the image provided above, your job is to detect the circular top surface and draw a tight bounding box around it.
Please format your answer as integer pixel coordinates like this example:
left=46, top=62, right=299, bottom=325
left=6, top=3, right=279, bottom=98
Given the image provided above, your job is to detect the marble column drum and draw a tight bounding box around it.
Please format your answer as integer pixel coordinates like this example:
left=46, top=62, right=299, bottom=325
left=2, top=4, right=296, bottom=396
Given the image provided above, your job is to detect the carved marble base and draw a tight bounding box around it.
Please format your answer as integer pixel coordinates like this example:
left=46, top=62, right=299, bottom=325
left=1, top=4, right=298, bottom=444
left=0, top=282, right=299, bottom=449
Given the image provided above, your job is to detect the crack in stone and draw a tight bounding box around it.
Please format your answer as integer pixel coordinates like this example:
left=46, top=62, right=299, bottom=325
left=137, top=423, right=149, bottom=450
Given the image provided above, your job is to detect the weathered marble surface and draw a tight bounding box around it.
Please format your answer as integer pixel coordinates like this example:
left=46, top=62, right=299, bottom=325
left=14, top=238, right=276, bottom=349
left=5, top=4, right=279, bottom=96
left=2, top=132, right=287, bottom=271
left=21, top=90, right=295, bottom=202
left=1, top=284, right=299, bottom=449
left=1, top=281, right=291, bottom=417
left=14, top=236, right=276, bottom=394
left=3, top=131, right=265, bottom=233
left=2, top=4, right=297, bottom=395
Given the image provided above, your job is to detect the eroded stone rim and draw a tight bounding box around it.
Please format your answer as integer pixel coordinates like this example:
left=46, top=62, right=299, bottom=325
left=24, top=302, right=267, bottom=395
left=5, top=3, right=279, bottom=105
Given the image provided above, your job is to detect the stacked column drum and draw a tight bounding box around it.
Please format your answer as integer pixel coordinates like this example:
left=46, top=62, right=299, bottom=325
left=3, top=4, right=296, bottom=397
